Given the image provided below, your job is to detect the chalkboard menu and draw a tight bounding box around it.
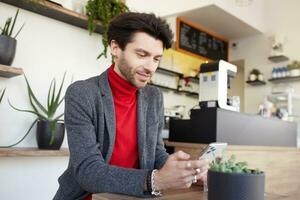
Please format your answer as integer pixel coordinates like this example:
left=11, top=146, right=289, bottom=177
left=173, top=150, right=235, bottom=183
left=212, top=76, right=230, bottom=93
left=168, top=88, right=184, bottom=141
left=176, top=18, right=228, bottom=61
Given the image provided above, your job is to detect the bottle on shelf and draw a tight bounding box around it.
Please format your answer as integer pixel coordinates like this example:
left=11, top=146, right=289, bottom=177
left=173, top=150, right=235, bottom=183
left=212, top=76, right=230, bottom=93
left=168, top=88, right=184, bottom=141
left=277, top=67, right=283, bottom=78
left=272, top=67, right=277, bottom=79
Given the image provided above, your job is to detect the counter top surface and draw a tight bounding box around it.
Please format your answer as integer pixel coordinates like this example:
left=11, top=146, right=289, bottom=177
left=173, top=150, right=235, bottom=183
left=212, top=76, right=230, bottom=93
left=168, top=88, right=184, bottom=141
left=92, top=186, right=298, bottom=200
left=0, top=147, right=69, bottom=157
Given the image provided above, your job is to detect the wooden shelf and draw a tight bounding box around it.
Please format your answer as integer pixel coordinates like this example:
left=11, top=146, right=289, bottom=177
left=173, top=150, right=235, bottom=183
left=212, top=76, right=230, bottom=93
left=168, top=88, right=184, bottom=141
left=0, top=147, right=69, bottom=157
left=1, top=0, right=103, bottom=34
left=182, top=90, right=199, bottom=97
left=149, top=83, right=178, bottom=92
left=157, top=67, right=182, bottom=76
left=268, top=76, right=300, bottom=83
left=246, top=80, right=266, bottom=86
left=153, top=67, right=199, bottom=98
left=183, top=76, right=199, bottom=81
left=178, top=87, right=199, bottom=96
left=149, top=83, right=199, bottom=98
left=268, top=55, right=289, bottom=63
left=0, top=64, right=23, bottom=78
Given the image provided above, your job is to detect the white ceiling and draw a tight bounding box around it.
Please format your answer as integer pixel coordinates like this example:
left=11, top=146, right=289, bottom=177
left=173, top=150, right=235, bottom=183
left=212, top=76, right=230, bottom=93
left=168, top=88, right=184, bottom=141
left=178, top=4, right=262, bottom=40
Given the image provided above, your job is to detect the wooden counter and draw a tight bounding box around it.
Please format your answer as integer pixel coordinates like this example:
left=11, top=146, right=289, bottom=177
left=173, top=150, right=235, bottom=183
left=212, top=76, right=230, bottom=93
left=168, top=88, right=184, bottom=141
left=0, top=147, right=69, bottom=157
left=93, top=185, right=299, bottom=200
left=165, top=141, right=300, bottom=197
left=93, top=142, right=300, bottom=199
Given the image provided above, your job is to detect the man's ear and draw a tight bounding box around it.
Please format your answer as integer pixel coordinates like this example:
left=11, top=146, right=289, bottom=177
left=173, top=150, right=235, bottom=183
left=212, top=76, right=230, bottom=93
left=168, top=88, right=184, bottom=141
left=110, top=40, right=119, bottom=58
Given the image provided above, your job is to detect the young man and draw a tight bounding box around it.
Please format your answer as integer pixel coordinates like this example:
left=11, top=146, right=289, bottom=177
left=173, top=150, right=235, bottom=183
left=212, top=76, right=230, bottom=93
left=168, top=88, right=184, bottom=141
left=54, top=12, right=208, bottom=200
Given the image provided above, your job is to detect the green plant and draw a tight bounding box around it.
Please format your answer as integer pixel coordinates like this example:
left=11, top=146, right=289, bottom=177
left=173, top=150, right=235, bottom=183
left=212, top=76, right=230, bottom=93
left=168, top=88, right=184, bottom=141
left=287, top=61, right=300, bottom=70
left=250, top=69, right=261, bottom=75
left=86, top=0, right=129, bottom=59
left=0, top=88, right=5, bottom=104
left=210, top=155, right=262, bottom=174
left=5, top=73, right=68, bottom=147
left=0, top=9, right=25, bottom=38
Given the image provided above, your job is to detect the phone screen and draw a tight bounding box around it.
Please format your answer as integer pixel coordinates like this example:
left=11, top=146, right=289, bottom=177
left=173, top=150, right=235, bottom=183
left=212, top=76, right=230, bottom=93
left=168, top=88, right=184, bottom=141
left=199, top=143, right=227, bottom=162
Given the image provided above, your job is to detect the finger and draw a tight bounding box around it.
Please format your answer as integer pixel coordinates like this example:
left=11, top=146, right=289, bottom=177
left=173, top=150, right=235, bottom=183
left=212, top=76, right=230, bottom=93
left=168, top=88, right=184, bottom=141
left=184, top=175, right=198, bottom=185
left=182, top=176, right=194, bottom=188
left=176, top=160, right=208, bottom=169
left=198, top=162, right=209, bottom=172
left=194, top=166, right=208, bottom=176
left=196, top=169, right=208, bottom=180
left=170, top=151, right=190, bottom=161
left=177, top=169, right=198, bottom=178
left=199, top=158, right=210, bottom=165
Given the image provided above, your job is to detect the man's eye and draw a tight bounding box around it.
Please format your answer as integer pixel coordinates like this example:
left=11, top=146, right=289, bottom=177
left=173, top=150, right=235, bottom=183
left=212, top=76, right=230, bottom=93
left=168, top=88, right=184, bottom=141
left=154, top=58, right=161, bottom=62
left=137, top=53, right=146, bottom=57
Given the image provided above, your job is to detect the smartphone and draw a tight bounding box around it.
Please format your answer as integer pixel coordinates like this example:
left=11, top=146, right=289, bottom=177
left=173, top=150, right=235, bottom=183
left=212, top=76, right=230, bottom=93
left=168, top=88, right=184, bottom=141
left=198, top=142, right=228, bottom=162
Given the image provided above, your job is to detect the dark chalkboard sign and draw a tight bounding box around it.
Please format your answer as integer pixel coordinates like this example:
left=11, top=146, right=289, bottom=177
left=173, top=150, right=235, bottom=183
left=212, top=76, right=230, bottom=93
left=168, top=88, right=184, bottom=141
left=176, top=18, right=229, bottom=61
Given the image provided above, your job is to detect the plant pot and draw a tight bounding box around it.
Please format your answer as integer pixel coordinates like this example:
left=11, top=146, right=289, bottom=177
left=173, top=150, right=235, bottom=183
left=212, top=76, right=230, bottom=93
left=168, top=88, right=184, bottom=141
left=0, top=35, right=17, bottom=65
left=208, top=170, right=265, bottom=200
left=289, top=69, right=300, bottom=77
left=36, top=120, right=65, bottom=150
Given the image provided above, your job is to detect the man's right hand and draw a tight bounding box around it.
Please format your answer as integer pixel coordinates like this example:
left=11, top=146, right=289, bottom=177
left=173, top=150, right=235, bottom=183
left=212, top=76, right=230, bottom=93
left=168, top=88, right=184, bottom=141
left=154, top=151, right=209, bottom=191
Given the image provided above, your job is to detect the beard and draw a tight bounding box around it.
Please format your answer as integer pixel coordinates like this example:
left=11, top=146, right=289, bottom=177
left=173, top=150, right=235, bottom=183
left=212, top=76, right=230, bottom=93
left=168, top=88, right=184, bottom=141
left=117, top=53, right=153, bottom=88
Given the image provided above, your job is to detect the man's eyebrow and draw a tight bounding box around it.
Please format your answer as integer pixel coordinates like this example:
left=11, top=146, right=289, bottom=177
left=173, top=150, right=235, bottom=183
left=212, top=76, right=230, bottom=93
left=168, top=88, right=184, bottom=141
left=135, top=48, right=149, bottom=55
left=135, top=48, right=163, bottom=57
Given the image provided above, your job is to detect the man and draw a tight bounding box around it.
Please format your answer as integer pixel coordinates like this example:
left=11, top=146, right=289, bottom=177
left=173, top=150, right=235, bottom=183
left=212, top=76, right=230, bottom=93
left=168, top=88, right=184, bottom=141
left=54, top=12, right=208, bottom=200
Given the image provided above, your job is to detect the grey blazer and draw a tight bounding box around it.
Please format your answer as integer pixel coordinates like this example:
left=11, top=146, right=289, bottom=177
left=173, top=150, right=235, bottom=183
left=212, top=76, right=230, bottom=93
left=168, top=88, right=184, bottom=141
left=53, top=70, right=169, bottom=200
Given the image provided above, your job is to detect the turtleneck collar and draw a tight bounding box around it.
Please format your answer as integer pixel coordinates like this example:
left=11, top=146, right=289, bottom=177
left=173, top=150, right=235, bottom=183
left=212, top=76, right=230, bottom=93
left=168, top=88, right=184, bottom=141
left=108, top=64, right=138, bottom=100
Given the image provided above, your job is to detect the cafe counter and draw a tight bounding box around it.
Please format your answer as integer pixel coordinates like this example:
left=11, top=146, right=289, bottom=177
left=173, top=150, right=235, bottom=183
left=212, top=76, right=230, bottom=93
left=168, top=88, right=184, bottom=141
left=93, top=142, right=300, bottom=200
left=93, top=185, right=299, bottom=200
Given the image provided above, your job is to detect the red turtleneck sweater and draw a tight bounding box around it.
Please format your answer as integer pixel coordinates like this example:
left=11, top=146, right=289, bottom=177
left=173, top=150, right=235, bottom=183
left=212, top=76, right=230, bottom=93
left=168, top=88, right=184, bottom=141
left=108, top=65, right=139, bottom=168
left=85, top=65, right=139, bottom=200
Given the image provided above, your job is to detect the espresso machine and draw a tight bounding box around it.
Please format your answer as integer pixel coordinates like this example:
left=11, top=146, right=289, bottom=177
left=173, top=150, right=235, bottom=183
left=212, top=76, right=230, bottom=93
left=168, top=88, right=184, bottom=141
left=199, top=60, right=238, bottom=111
left=169, top=60, right=296, bottom=146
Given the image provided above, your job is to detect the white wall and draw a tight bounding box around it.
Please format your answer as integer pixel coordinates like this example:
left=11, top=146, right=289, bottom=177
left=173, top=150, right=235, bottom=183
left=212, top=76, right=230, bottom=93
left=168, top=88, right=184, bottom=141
left=0, top=157, right=68, bottom=200
left=127, top=0, right=266, bottom=32
left=0, top=3, right=109, bottom=199
left=230, top=0, right=300, bottom=114
left=0, top=2, right=198, bottom=199
left=0, top=3, right=109, bottom=148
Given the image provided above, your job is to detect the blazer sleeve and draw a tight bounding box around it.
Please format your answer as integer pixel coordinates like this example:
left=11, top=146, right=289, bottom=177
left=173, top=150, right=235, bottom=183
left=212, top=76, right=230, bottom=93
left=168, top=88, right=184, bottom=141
left=65, top=81, right=149, bottom=197
left=154, top=89, right=169, bottom=169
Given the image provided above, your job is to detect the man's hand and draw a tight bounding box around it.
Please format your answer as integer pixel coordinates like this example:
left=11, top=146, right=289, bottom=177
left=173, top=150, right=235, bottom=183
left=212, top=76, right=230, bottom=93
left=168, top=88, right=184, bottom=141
left=154, top=151, right=209, bottom=191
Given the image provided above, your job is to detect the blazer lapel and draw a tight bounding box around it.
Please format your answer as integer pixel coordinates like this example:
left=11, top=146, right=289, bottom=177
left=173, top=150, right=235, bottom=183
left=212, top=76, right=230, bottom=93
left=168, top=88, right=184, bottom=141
left=137, top=88, right=147, bottom=169
left=98, top=71, right=116, bottom=162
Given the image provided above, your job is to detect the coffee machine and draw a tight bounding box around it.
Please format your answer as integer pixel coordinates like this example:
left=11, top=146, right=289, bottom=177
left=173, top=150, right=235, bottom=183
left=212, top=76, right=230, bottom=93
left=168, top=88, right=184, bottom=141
left=199, top=60, right=238, bottom=111
left=168, top=60, right=297, bottom=146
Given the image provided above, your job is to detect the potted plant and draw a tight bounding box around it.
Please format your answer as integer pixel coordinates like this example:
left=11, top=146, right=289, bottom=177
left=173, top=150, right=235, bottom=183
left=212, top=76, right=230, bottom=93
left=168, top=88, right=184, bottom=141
left=0, top=9, right=25, bottom=66
left=208, top=155, right=265, bottom=200
left=85, top=0, right=128, bottom=59
left=248, top=69, right=264, bottom=81
left=0, top=88, right=5, bottom=104
left=287, top=61, right=300, bottom=77
left=6, top=73, right=68, bottom=150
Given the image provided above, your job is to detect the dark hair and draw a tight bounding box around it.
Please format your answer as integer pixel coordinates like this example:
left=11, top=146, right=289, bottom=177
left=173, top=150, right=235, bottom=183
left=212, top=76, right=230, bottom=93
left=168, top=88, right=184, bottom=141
left=107, top=12, right=173, bottom=50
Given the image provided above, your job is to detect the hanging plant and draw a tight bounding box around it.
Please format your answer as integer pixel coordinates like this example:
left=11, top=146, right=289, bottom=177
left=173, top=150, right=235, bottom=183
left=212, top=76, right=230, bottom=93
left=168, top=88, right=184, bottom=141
left=86, top=0, right=129, bottom=59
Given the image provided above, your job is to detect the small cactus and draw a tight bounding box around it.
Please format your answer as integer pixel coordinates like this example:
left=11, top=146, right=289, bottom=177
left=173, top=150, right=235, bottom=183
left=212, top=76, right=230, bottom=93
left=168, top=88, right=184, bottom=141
left=210, top=155, right=262, bottom=174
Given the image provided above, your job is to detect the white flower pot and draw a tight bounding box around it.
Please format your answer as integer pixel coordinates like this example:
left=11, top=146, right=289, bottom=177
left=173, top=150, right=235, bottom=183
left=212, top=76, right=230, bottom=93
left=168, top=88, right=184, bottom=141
left=289, top=69, right=300, bottom=77
left=249, top=74, right=257, bottom=81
